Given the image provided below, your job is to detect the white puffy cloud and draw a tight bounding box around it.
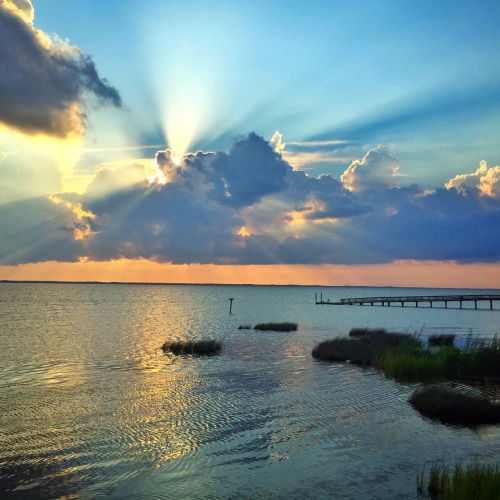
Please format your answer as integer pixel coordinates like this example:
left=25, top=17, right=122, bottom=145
left=446, top=160, right=500, bottom=198
left=0, top=0, right=121, bottom=137
left=341, top=146, right=400, bottom=192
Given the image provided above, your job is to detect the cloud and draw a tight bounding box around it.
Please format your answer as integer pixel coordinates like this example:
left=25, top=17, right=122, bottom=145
left=5, top=0, right=33, bottom=21
left=288, top=139, right=349, bottom=148
left=341, top=146, right=400, bottom=192
left=0, top=133, right=498, bottom=266
left=0, top=196, right=83, bottom=264
left=84, top=162, right=150, bottom=201
left=270, top=130, right=285, bottom=153
left=446, top=160, right=500, bottom=198
left=0, top=0, right=121, bottom=138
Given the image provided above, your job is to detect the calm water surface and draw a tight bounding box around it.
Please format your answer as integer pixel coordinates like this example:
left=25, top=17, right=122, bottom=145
left=0, top=284, right=499, bottom=498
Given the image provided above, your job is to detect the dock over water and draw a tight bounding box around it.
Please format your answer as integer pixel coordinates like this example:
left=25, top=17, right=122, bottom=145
left=315, top=293, right=500, bottom=310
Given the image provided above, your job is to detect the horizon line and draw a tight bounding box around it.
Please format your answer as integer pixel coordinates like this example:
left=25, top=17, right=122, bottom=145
left=0, top=279, right=496, bottom=291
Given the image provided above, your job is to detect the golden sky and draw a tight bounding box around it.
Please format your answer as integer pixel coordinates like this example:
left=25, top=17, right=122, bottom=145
left=1, top=260, right=499, bottom=288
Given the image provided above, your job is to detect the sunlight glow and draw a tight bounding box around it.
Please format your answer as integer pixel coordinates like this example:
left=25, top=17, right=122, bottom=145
left=49, top=194, right=96, bottom=241
left=238, top=226, right=251, bottom=237
left=138, top=3, right=275, bottom=157
left=0, top=124, right=85, bottom=197
left=148, top=160, right=167, bottom=185
left=163, top=100, right=202, bottom=157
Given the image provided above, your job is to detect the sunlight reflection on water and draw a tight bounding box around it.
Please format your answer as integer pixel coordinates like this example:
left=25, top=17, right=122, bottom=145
left=0, top=283, right=499, bottom=498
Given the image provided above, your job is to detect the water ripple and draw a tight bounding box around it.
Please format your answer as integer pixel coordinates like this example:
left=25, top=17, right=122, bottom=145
left=1, top=283, right=499, bottom=498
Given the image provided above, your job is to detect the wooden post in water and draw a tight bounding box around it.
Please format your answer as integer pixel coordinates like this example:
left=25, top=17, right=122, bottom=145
left=229, top=298, right=234, bottom=314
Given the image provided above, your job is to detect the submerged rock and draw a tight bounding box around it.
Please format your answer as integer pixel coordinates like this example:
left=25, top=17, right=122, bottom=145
left=410, top=386, right=500, bottom=426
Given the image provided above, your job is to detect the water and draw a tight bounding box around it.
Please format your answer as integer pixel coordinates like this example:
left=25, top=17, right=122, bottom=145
left=0, top=283, right=499, bottom=499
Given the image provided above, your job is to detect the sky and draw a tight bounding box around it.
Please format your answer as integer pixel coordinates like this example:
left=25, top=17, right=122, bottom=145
left=0, top=0, right=499, bottom=287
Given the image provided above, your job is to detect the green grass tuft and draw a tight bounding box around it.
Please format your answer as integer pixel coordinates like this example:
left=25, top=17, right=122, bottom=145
left=417, top=459, right=500, bottom=499
left=254, top=322, right=298, bottom=332
left=161, top=339, right=223, bottom=355
left=375, top=337, right=500, bottom=382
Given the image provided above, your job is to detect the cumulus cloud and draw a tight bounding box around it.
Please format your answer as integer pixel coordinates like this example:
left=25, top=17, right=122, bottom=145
left=270, top=130, right=285, bottom=153
left=446, top=160, right=500, bottom=198
left=0, top=133, right=499, bottom=266
left=215, top=132, right=289, bottom=207
left=341, top=146, right=400, bottom=192
left=0, top=0, right=121, bottom=138
left=84, top=162, right=149, bottom=200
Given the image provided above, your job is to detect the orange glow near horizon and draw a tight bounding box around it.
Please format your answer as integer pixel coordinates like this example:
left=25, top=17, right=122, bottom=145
left=0, top=259, right=499, bottom=289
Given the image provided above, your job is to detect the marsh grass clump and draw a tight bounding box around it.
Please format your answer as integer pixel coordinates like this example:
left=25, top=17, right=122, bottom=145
left=312, top=329, right=417, bottom=365
left=161, top=339, right=223, bottom=356
left=376, top=338, right=500, bottom=382
left=417, top=459, right=500, bottom=498
left=410, top=386, right=500, bottom=426
left=374, top=346, right=445, bottom=381
left=254, top=322, right=298, bottom=332
left=428, top=333, right=456, bottom=347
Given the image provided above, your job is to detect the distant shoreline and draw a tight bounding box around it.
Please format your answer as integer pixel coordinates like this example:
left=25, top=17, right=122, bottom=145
left=0, top=280, right=497, bottom=291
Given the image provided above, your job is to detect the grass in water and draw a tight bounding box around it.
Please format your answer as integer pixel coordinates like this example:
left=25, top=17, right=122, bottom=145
left=161, top=339, right=223, bottom=355
left=374, top=336, right=500, bottom=382
left=417, top=459, right=500, bottom=499
left=254, top=322, right=298, bottom=332
left=314, top=329, right=499, bottom=381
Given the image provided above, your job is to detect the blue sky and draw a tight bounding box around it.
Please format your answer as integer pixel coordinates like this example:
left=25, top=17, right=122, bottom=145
left=33, top=0, right=500, bottom=183
left=0, top=0, right=499, bottom=285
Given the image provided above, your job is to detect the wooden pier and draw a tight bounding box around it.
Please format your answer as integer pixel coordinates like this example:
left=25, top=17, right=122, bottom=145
left=315, top=293, right=500, bottom=310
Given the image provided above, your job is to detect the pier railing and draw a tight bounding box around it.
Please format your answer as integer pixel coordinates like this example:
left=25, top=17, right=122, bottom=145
left=315, top=293, right=500, bottom=310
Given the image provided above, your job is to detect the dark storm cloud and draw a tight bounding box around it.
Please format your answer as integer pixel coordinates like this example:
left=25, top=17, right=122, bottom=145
left=1, top=133, right=499, bottom=266
left=0, top=0, right=121, bottom=137
left=214, top=132, right=289, bottom=207
left=346, top=186, right=500, bottom=263
left=82, top=180, right=243, bottom=264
